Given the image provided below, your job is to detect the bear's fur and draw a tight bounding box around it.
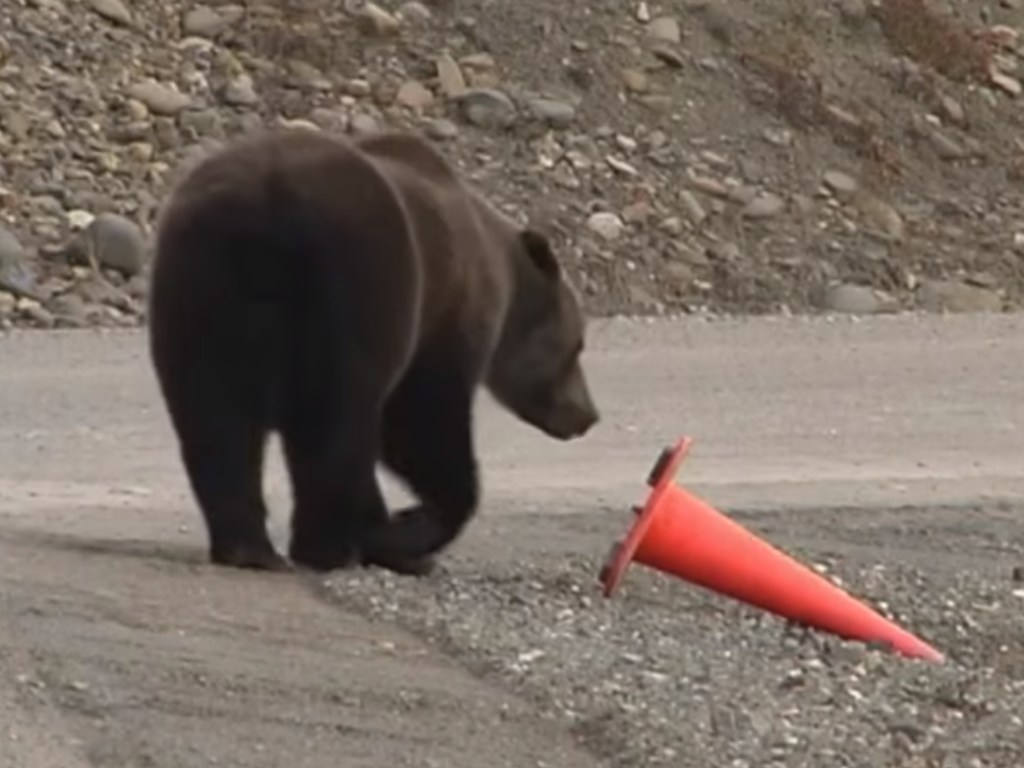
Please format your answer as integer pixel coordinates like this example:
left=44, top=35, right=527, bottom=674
left=147, top=127, right=599, bottom=576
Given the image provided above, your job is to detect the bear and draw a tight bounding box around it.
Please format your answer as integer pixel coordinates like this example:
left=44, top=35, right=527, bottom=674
left=147, top=126, right=600, bottom=577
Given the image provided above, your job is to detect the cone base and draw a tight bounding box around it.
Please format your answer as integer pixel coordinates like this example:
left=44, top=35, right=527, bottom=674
left=600, top=437, right=693, bottom=598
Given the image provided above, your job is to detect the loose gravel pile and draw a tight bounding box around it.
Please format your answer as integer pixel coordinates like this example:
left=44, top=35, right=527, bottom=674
left=326, top=505, right=1024, bottom=768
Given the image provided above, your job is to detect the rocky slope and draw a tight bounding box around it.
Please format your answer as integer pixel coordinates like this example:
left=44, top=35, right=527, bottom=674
left=2, top=0, right=1024, bottom=329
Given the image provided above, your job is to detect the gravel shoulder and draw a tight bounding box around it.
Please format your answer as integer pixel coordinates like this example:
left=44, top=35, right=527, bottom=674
left=1, top=313, right=1023, bottom=767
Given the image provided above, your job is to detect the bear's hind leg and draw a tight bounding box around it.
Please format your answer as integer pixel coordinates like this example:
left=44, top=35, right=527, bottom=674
left=172, top=397, right=287, bottom=572
left=364, top=364, right=480, bottom=575
left=282, top=391, right=391, bottom=574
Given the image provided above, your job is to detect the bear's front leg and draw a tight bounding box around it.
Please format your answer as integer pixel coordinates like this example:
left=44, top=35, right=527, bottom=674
left=362, top=369, right=480, bottom=573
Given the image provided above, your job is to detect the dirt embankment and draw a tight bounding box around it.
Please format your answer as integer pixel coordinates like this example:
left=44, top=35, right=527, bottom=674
left=2, top=0, right=1024, bottom=328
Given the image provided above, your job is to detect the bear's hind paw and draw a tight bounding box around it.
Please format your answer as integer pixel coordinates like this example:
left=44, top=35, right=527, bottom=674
left=211, top=541, right=291, bottom=572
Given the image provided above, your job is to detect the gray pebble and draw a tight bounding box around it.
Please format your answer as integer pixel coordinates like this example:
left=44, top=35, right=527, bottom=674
left=222, top=75, right=260, bottom=107
left=459, top=88, right=517, bottom=129
left=527, top=98, right=576, bottom=129
left=70, top=213, right=148, bottom=277
left=128, top=80, right=192, bottom=116
left=87, top=0, right=131, bottom=25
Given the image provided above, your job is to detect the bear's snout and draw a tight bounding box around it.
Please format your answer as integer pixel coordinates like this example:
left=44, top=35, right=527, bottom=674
left=542, top=368, right=599, bottom=440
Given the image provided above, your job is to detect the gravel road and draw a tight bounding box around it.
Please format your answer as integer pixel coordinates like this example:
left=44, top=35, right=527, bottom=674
left=2, top=313, right=1023, bottom=767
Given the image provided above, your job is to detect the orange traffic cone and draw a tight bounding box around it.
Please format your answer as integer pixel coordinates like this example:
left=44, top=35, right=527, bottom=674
left=599, top=437, right=944, bottom=663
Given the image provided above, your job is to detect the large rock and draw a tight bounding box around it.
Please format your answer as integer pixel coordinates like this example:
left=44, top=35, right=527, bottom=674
left=0, top=225, right=42, bottom=300
left=67, top=214, right=149, bottom=277
left=917, top=280, right=1003, bottom=313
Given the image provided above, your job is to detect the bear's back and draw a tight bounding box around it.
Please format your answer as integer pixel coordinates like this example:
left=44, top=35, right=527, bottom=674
left=353, top=131, right=520, bottom=337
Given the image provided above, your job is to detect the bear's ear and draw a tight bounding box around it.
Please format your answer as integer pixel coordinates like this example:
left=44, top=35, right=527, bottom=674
left=519, top=228, right=561, bottom=281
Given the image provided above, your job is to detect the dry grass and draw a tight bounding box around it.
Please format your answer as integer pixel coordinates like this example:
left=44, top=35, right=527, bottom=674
left=734, top=0, right=1002, bottom=192
left=240, top=0, right=346, bottom=71
left=874, top=0, right=995, bottom=83
left=738, top=33, right=905, bottom=187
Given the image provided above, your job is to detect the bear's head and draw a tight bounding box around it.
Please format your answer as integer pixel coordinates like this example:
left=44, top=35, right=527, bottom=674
left=486, top=228, right=600, bottom=441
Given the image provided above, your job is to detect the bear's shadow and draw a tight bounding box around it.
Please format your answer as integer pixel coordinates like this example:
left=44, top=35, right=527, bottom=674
left=12, top=527, right=209, bottom=568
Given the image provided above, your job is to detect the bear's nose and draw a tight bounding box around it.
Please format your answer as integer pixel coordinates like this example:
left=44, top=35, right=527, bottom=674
left=551, top=402, right=599, bottom=440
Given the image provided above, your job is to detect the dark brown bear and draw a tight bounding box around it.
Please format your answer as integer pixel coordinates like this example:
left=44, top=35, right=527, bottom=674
left=147, top=127, right=599, bottom=576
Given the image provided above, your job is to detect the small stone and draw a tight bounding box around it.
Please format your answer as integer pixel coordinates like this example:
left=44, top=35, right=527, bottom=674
left=277, top=118, right=320, bottom=132
left=128, top=80, right=192, bottom=116
left=0, top=226, right=40, bottom=300
left=349, top=113, right=380, bottom=135
left=622, top=201, right=653, bottom=224
left=397, top=1, right=432, bottom=24
left=223, top=74, right=260, bottom=106
left=436, top=53, right=467, bottom=98
left=308, top=108, right=349, bottom=132
left=663, top=260, right=692, bottom=286
left=527, top=98, right=575, bottom=128
left=989, top=66, right=1022, bottom=96
left=183, top=6, right=230, bottom=38
left=88, top=0, right=131, bottom=25
left=688, top=175, right=730, bottom=198
left=728, top=185, right=758, bottom=206
left=345, top=79, right=373, bottom=98
left=422, top=117, right=459, bottom=141
left=606, top=155, right=639, bottom=176
left=930, top=130, right=967, bottom=160
left=939, top=95, right=965, bottom=126
left=855, top=194, right=904, bottom=241
left=46, top=292, right=97, bottom=327
left=820, top=283, right=893, bottom=315
left=650, top=44, right=686, bottom=69
left=180, top=108, right=225, bottom=139
left=67, top=210, right=95, bottom=231
left=4, top=111, right=31, bottom=141
left=459, top=88, right=517, bottom=129
left=838, top=0, right=868, bottom=25
left=742, top=192, right=785, bottom=219
left=586, top=212, right=625, bottom=241
left=679, top=191, right=707, bottom=225
left=0, top=291, right=15, bottom=318
left=459, top=53, right=497, bottom=71
left=0, top=227, right=26, bottom=267
left=128, top=142, right=154, bottom=163
left=46, top=120, right=66, bottom=139
left=823, top=170, right=858, bottom=197
left=917, top=280, right=1002, bottom=313
left=396, top=80, right=434, bottom=111
left=696, top=2, right=736, bottom=44
left=70, top=213, right=148, bottom=277
left=286, top=61, right=331, bottom=91
left=648, top=16, right=681, bottom=44
left=622, top=68, right=650, bottom=93
left=358, top=3, right=401, bottom=35
left=18, top=299, right=55, bottom=328
left=762, top=127, right=793, bottom=147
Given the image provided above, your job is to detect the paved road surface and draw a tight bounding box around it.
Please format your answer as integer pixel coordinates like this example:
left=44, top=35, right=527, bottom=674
left=2, top=313, right=1022, bottom=767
